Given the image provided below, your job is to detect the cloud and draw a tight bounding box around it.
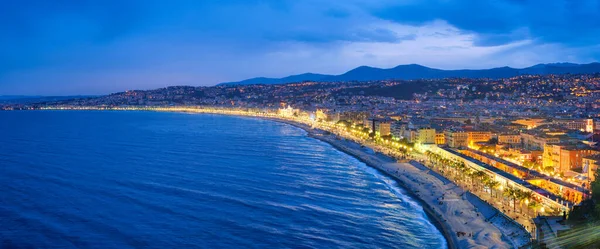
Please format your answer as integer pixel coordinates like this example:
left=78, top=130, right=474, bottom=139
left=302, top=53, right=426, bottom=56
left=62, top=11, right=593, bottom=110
left=0, top=0, right=599, bottom=95
left=370, top=0, right=600, bottom=47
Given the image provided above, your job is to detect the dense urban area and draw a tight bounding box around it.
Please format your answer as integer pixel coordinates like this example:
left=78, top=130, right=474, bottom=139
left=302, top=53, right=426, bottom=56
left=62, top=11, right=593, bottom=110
left=4, top=73, right=600, bottom=248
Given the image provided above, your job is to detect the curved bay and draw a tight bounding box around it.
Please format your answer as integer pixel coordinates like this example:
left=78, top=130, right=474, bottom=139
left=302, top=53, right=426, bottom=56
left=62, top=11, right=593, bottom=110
left=0, top=111, right=446, bottom=249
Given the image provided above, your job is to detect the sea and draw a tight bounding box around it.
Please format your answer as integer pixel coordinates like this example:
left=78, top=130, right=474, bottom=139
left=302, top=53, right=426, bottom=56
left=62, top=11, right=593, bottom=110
left=0, top=111, right=446, bottom=248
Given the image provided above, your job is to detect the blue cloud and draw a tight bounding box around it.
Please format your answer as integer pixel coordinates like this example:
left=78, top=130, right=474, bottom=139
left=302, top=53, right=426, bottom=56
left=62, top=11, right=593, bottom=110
left=371, top=0, right=600, bottom=46
left=0, top=0, right=599, bottom=95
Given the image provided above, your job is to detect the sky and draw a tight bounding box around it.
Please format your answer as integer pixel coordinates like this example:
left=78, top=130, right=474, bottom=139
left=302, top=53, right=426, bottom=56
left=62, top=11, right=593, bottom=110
left=1, top=0, right=600, bottom=95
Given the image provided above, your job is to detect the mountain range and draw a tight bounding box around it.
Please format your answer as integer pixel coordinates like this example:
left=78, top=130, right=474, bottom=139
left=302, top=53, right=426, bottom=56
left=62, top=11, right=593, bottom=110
left=218, top=62, right=600, bottom=86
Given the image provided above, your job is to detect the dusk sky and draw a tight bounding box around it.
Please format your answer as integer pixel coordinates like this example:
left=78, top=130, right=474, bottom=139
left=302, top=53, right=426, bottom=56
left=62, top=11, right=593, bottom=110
left=1, top=0, right=600, bottom=95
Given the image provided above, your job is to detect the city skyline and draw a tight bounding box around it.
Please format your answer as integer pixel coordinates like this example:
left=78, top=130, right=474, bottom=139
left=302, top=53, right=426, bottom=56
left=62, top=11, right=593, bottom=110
left=2, top=0, right=600, bottom=95
left=3, top=1, right=600, bottom=247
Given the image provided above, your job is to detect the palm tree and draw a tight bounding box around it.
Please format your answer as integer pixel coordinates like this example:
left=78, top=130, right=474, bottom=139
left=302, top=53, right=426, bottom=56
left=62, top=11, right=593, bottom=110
left=519, top=190, right=534, bottom=214
left=528, top=200, right=541, bottom=217
left=481, top=176, right=490, bottom=194
left=503, top=186, right=519, bottom=213
left=464, top=169, right=475, bottom=190
left=455, top=161, right=466, bottom=181
left=458, top=162, right=466, bottom=172
left=473, top=171, right=486, bottom=192
left=487, top=180, right=500, bottom=198
left=449, top=160, right=460, bottom=179
left=512, top=189, right=524, bottom=214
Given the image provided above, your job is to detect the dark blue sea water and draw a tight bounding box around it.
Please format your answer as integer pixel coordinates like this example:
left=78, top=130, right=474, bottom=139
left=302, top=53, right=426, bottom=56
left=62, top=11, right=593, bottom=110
left=0, top=111, right=446, bottom=249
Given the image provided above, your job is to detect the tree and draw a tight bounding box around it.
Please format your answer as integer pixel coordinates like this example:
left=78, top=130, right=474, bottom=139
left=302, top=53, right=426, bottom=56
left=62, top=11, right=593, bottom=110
left=503, top=186, right=519, bottom=213
left=523, top=161, right=535, bottom=169
left=543, top=166, right=555, bottom=174
left=487, top=180, right=500, bottom=198
left=592, top=170, right=600, bottom=202
left=465, top=169, right=475, bottom=189
left=564, top=170, right=600, bottom=248
left=528, top=201, right=541, bottom=217
left=456, top=162, right=467, bottom=184
left=336, top=120, right=350, bottom=127
left=473, top=171, right=487, bottom=192
left=519, top=191, right=533, bottom=213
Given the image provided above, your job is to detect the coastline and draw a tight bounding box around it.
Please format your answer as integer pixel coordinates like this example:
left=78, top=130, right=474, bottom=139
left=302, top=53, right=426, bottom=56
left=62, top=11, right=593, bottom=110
left=264, top=116, right=512, bottom=249
left=29, top=109, right=518, bottom=248
left=262, top=117, right=456, bottom=248
left=309, top=130, right=459, bottom=249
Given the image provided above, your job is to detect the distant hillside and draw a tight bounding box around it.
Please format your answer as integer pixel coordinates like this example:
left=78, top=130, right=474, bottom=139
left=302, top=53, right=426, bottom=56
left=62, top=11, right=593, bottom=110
left=219, top=73, right=331, bottom=86
left=218, top=62, right=600, bottom=86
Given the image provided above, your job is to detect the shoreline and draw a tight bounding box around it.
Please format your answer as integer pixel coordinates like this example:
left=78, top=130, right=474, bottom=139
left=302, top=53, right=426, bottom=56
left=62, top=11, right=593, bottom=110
left=268, top=117, right=462, bottom=249
left=309, top=131, right=459, bottom=249
left=26, top=109, right=517, bottom=248
left=262, top=116, right=513, bottom=249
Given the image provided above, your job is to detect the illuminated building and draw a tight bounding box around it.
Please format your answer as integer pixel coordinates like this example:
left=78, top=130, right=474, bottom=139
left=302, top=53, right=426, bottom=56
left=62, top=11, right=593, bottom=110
left=417, top=128, right=436, bottom=144
left=583, top=154, right=600, bottom=182
left=498, top=134, right=521, bottom=145
left=378, top=121, right=392, bottom=137
left=467, top=131, right=492, bottom=145
left=513, top=118, right=546, bottom=129
left=435, top=132, right=446, bottom=145
left=445, top=129, right=468, bottom=148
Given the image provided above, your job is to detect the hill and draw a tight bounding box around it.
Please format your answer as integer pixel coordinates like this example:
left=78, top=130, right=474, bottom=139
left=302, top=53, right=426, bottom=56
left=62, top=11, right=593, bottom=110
left=218, top=62, right=600, bottom=86
left=219, top=73, right=330, bottom=86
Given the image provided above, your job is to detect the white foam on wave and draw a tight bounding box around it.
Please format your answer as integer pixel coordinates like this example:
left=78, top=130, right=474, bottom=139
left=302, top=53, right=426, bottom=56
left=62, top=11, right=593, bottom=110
left=353, top=160, right=449, bottom=249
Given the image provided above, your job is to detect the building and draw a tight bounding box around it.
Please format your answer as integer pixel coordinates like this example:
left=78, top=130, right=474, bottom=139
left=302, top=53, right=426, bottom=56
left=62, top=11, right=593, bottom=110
left=521, top=133, right=561, bottom=151
left=586, top=119, right=595, bottom=133
left=435, top=132, right=446, bottom=145
left=379, top=121, right=392, bottom=137
left=559, top=147, right=580, bottom=173
left=391, top=121, right=408, bottom=138
left=460, top=147, right=590, bottom=205
left=558, top=119, right=588, bottom=131
left=432, top=147, right=570, bottom=213
left=315, top=109, right=328, bottom=121
left=340, top=111, right=369, bottom=124
left=445, top=130, right=468, bottom=148
left=417, top=128, right=436, bottom=144
left=498, top=134, right=521, bottom=145
left=278, top=106, right=298, bottom=117
left=583, top=154, right=600, bottom=182
left=366, top=118, right=376, bottom=133
left=401, top=128, right=418, bottom=143
left=323, top=111, right=340, bottom=123
left=507, top=148, right=542, bottom=163
left=366, top=118, right=392, bottom=137
left=513, top=118, right=546, bottom=129
left=467, top=131, right=492, bottom=145
left=543, top=143, right=599, bottom=173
